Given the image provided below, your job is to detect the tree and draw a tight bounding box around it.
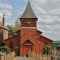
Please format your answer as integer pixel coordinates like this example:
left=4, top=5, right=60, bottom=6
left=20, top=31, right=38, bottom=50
left=43, top=44, right=51, bottom=55
left=0, top=46, right=11, bottom=54
left=7, top=25, right=15, bottom=37
left=7, top=19, right=20, bottom=37
left=7, top=20, right=20, bottom=32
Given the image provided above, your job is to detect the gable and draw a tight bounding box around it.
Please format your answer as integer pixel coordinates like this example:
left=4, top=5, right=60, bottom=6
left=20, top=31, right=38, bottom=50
left=24, top=40, right=34, bottom=45
left=21, top=39, right=35, bottom=45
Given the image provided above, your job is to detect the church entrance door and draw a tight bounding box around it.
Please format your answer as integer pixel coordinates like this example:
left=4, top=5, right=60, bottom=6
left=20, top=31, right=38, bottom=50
left=24, top=45, right=33, bottom=56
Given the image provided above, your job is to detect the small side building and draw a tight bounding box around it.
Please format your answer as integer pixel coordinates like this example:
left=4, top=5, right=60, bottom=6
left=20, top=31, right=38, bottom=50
left=0, top=15, right=8, bottom=46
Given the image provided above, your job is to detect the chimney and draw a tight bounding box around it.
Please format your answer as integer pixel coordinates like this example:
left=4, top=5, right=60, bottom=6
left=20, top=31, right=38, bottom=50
left=2, top=14, right=5, bottom=26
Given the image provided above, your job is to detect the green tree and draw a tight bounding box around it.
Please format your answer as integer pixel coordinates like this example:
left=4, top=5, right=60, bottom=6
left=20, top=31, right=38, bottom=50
left=0, top=46, right=11, bottom=54
left=7, top=23, right=20, bottom=37
left=7, top=19, right=20, bottom=37
left=43, top=44, right=51, bottom=55
left=7, top=25, right=15, bottom=37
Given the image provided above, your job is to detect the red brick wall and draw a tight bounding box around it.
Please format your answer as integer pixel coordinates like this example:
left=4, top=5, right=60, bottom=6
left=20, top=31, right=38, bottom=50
left=20, top=29, right=52, bottom=56
left=5, top=31, right=20, bottom=56
left=16, top=31, right=20, bottom=56
left=20, top=29, right=37, bottom=44
left=40, top=36, right=52, bottom=45
left=5, top=18, right=53, bottom=56
left=20, top=18, right=52, bottom=56
left=5, top=36, right=17, bottom=51
left=5, top=30, right=52, bottom=56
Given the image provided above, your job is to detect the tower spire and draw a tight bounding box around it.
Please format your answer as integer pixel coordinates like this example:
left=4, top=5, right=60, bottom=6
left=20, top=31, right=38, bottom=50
left=28, top=0, right=30, bottom=4
left=28, top=0, right=30, bottom=2
left=20, top=0, right=37, bottom=18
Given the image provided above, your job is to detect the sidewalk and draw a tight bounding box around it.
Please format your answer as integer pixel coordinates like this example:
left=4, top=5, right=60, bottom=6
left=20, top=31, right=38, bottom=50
left=13, top=57, right=29, bottom=60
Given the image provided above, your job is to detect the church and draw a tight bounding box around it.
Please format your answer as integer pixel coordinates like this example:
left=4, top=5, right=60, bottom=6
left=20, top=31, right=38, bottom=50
left=5, top=1, right=53, bottom=56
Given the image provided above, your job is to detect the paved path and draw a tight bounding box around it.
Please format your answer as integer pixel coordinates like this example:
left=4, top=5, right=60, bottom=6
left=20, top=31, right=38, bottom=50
left=13, top=57, right=29, bottom=60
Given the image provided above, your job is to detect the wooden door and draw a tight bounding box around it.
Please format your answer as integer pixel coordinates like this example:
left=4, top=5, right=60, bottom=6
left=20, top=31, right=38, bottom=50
left=24, top=45, right=33, bottom=56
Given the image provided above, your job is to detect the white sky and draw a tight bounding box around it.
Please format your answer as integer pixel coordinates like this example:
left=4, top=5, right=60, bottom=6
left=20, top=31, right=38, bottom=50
left=0, top=0, right=60, bottom=41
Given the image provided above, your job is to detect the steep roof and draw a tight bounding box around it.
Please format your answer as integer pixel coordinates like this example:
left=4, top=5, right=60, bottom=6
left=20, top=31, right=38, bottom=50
left=37, top=30, right=42, bottom=34
left=40, top=35, right=53, bottom=42
left=20, top=1, right=37, bottom=18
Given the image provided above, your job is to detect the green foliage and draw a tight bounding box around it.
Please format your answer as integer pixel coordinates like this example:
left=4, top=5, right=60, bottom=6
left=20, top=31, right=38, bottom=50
left=7, top=25, right=15, bottom=37
left=7, top=24, right=20, bottom=37
left=43, top=44, right=51, bottom=55
left=7, top=20, right=20, bottom=37
left=0, top=46, right=11, bottom=54
left=9, top=24, right=20, bottom=32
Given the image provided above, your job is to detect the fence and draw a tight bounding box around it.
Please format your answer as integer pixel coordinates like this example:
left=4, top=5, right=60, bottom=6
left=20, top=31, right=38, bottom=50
left=28, top=51, right=60, bottom=60
left=0, top=51, right=15, bottom=60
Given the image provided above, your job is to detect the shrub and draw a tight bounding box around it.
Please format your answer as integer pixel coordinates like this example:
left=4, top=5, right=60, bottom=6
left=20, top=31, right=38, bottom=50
left=0, top=46, right=11, bottom=54
left=43, top=45, right=51, bottom=55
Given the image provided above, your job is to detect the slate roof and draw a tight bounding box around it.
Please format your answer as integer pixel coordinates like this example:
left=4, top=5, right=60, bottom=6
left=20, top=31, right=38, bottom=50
left=20, top=1, right=37, bottom=18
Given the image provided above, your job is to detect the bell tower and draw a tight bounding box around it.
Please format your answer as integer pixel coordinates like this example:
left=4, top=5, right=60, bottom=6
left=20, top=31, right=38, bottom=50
left=20, top=1, right=38, bottom=29
left=20, top=1, right=38, bottom=56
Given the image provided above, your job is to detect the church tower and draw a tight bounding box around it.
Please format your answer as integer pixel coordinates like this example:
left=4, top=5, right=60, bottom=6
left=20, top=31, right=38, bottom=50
left=20, top=1, right=38, bottom=56
left=20, top=1, right=38, bottom=29
left=5, top=0, right=53, bottom=56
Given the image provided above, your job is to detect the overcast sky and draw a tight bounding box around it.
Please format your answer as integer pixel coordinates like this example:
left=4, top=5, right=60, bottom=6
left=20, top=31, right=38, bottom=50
left=0, top=0, right=60, bottom=41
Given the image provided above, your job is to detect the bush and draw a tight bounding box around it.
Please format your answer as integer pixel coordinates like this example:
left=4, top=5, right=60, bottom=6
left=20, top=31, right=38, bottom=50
left=43, top=45, right=51, bottom=55
left=0, top=46, right=11, bottom=54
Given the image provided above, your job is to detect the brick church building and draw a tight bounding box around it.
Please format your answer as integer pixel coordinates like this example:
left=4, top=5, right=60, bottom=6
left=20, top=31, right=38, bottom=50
left=5, top=1, right=53, bottom=56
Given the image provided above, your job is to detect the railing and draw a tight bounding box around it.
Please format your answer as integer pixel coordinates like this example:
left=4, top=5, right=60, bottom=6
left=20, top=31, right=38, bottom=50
left=0, top=51, right=15, bottom=60
left=27, top=51, right=60, bottom=60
